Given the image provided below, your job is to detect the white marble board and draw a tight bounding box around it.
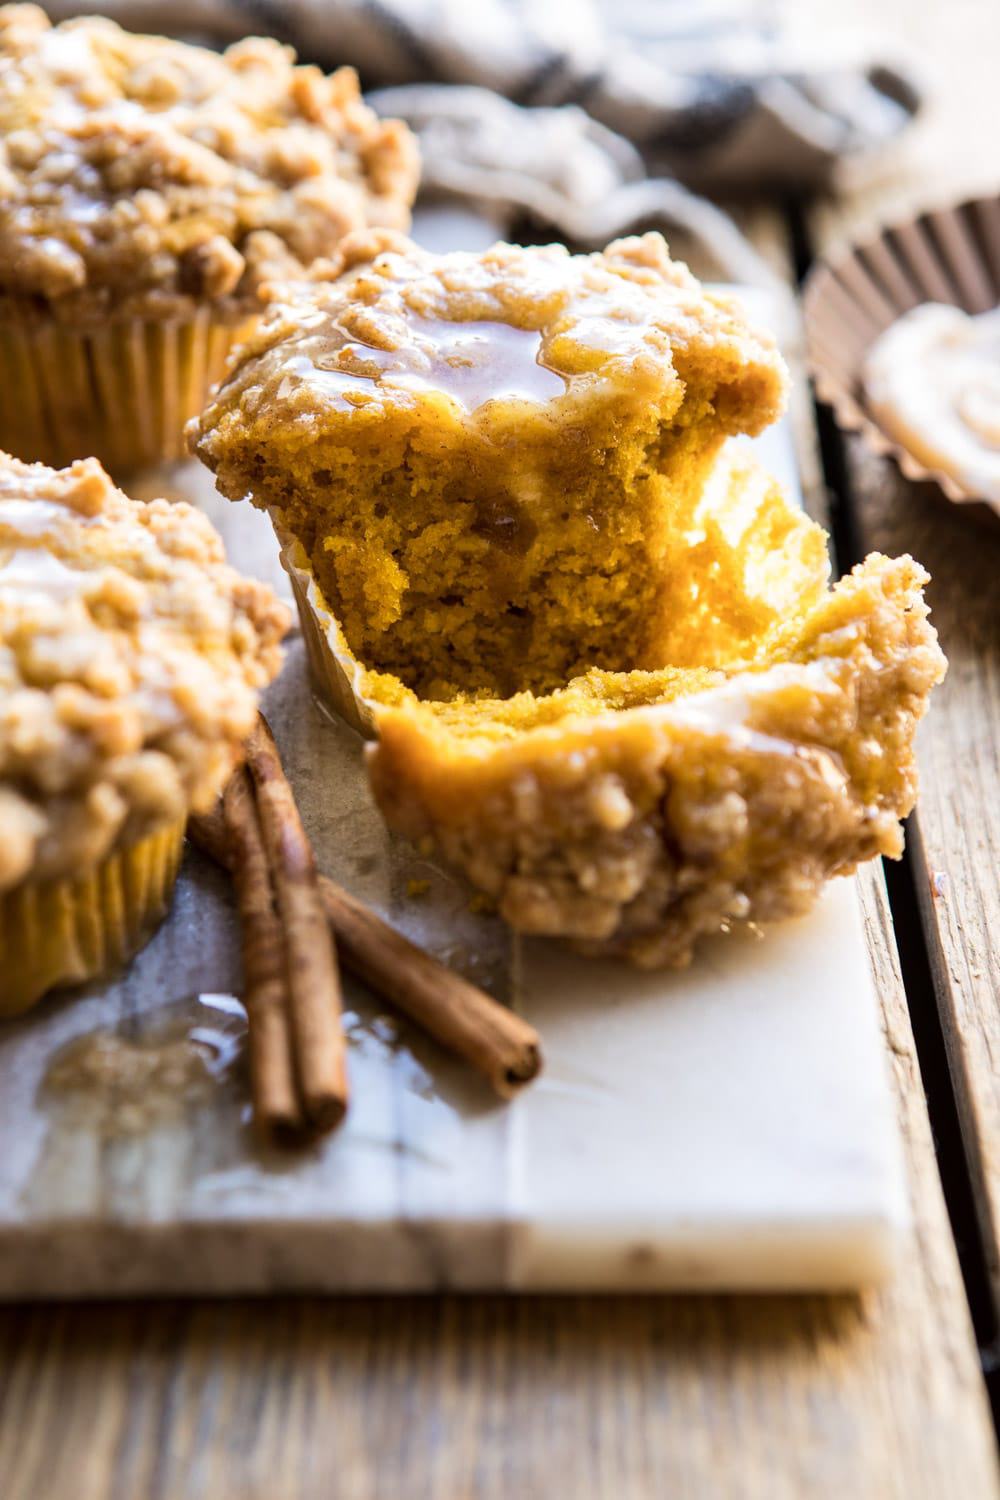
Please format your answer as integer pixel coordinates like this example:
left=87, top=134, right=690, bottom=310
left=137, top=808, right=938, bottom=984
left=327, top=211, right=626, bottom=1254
left=0, top=274, right=908, bottom=1295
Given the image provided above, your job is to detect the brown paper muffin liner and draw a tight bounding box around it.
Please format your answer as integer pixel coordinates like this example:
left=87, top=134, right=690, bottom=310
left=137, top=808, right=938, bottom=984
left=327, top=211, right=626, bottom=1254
left=1, top=820, right=186, bottom=1017
left=803, top=191, right=1000, bottom=521
left=276, top=526, right=380, bottom=739
left=0, top=308, right=253, bottom=475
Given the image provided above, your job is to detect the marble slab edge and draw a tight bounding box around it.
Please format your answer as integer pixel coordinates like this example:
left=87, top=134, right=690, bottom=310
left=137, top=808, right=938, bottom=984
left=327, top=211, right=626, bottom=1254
left=0, top=1214, right=901, bottom=1299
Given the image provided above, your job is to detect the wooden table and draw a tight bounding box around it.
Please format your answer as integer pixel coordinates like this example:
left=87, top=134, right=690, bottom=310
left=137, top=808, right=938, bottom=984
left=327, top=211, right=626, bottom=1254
left=2, top=2, right=1000, bottom=1494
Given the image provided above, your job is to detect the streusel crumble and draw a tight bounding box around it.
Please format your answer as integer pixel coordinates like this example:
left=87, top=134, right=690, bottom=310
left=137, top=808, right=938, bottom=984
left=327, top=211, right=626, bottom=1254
left=367, top=544, right=945, bottom=966
left=0, top=450, right=289, bottom=1010
left=0, top=5, right=418, bottom=322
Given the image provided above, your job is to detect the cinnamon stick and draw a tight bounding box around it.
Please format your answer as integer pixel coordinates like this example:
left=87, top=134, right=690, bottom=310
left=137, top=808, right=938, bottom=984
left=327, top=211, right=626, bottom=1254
left=189, top=780, right=543, bottom=1100
left=190, top=798, right=229, bottom=868
left=244, top=716, right=348, bottom=1132
left=221, top=766, right=303, bottom=1140
left=317, top=876, right=541, bottom=1098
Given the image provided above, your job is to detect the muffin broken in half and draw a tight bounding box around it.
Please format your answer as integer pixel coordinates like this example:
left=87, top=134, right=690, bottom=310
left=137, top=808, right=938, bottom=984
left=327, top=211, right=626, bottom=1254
left=189, top=229, right=944, bottom=966
left=367, top=532, right=944, bottom=966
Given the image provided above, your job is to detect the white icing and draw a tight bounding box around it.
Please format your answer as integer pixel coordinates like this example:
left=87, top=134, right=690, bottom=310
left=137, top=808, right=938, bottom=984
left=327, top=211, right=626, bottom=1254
left=36, top=24, right=96, bottom=82
left=864, top=302, right=1000, bottom=506
left=659, top=662, right=846, bottom=769
left=0, top=547, right=87, bottom=600
left=0, top=497, right=91, bottom=534
left=566, top=661, right=844, bottom=767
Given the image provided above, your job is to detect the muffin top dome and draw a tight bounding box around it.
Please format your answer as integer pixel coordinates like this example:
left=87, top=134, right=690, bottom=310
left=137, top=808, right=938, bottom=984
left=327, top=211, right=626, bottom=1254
left=190, top=231, right=790, bottom=702
left=0, top=451, right=289, bottom=890
left=193, top=229, right=787, bottom=443
left=0, top=5, right=419, bottom=320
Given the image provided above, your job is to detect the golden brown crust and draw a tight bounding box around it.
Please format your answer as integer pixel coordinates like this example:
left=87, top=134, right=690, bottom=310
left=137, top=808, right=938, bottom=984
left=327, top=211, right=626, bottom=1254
left=0, top=451, right=290, bottom=889
left=0, top=6, right=419, bottom=322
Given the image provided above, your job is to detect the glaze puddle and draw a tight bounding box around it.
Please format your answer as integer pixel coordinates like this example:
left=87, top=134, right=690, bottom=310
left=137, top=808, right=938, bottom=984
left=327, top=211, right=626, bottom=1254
left=278, top=316, right=566, bottom=413
left=22, top=993, right=252, bottom=1218
left=39, top=991, right=248, bottom=1136
left=21, top=972, right=496, bottom=1227
left=390, top=317, right=566, bottom=409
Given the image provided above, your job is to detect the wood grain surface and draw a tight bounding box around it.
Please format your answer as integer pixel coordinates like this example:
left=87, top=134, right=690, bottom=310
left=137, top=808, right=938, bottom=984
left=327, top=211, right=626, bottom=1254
left=806, top=0, right=1000, bottom=1320
left=3, top=0, right=1000, bottom=1493
left=838, top=442, right=1000, bottom=1312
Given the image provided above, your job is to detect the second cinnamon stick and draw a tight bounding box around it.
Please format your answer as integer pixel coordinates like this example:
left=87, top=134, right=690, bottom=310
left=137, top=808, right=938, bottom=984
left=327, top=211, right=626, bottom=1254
left=245, top=717, right=348, bottom=1132
left=222, top=766, right=303, bottom=1140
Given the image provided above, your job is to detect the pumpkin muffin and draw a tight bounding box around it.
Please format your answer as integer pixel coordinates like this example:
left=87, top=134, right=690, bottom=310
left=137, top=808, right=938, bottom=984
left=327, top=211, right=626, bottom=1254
left=254, top=444, right=943, bottom=965
left=190, top=230, right=788, bottom=702
left=190, top=228, right=944, bottom=965
left=0, top=5, right=418, bottom=472
left=366, top=541, right=945, bottom=967
left=0, top=450, right=289, bottom=1014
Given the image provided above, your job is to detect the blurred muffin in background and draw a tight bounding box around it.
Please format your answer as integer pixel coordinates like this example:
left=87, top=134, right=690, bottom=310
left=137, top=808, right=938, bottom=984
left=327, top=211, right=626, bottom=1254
left=0, top=5, right=419, bottom=474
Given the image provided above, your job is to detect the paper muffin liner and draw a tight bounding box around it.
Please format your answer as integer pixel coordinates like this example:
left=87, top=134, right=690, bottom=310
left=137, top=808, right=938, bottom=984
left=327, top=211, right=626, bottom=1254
left=0, top=307, right=253, bottom=475
left=1, top=819, right=186, bottom=1017
left=803, top=191, right=1000, bottom=521
left=276, top=524, right=380, bottom=739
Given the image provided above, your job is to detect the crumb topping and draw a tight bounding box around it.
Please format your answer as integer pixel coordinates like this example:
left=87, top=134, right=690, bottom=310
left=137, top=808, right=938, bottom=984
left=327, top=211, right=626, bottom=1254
left=0, top=451, right=289, bottom=889
left=194, top=229, right=787, bottom=433
left=0, top=6, right=419, bottom=321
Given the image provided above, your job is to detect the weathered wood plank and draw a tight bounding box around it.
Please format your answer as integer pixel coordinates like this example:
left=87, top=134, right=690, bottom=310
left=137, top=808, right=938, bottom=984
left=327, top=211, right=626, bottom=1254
left=832, top=440, right=1000, bottom=1308
left=805, top=0, right=1000, bottom=1310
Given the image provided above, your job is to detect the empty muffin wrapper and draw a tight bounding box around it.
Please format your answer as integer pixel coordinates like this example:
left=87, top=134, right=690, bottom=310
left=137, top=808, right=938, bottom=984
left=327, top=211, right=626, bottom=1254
left=803, top=191, right=1000, bottom=521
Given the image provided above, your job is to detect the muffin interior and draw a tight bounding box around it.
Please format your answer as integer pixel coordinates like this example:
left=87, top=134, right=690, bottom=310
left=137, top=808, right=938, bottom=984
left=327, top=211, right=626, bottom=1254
left=252, top=389, right=744, bottom=699
left=346, top=448, right=828, bottom=719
